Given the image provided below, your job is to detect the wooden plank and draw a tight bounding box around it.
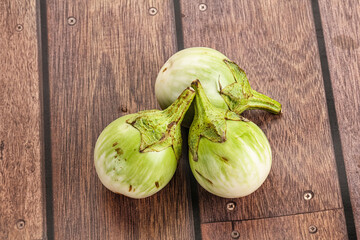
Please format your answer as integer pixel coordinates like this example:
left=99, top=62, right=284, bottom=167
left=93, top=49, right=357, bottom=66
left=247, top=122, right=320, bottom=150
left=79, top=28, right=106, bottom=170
left=318, top=0, right=360, bottom=236
left=201, top=209, right=347, bottom=240
left=0, top=0, right=46, bottom=239
left=180, top=0, right=344, bottom=223
left=46, top=1, right=194, bottom=239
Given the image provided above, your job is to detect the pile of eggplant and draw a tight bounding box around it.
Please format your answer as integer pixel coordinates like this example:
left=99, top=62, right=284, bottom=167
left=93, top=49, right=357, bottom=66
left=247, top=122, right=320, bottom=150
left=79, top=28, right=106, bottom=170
left=94, top=47, right=281, bottom=199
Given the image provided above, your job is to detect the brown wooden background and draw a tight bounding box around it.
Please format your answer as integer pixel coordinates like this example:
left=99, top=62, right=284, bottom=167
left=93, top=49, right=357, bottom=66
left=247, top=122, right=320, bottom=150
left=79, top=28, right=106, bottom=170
left=0, top=0, right=359, bottom=239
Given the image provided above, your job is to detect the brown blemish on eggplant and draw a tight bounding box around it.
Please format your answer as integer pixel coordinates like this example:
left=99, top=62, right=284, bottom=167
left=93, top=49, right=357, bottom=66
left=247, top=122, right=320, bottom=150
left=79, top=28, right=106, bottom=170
left=218, top=155, right=229, bottom=164
left=155, top=181, right=159, bottom=188
left=192, top=137, right=202, bottom=162
left=195, top=169, right=213, bottom=185
left=126, top=117, right=139, bottom=126
left=159, top=133, right=166, bottom=141
left=162, top=67, right=167, bottom=72
left=192, top=79, right=200, bottom=87
left=129, top=185, right=132, bottom=192
left=115, top=147, right=123, bottom=155
left=160, top=121, right=177, bottom=139
left=167, top=121, right=176, bottom=129
left=112, top=142, right=118, bottom=147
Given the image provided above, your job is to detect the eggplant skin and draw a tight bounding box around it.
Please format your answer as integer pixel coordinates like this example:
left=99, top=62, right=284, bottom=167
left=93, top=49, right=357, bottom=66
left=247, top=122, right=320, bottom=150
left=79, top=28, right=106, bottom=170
left=189, top=120, right=272, bottom=198
left=155, top=47, right=235, bottom=127
left=94, top=114, right=177, bottom=199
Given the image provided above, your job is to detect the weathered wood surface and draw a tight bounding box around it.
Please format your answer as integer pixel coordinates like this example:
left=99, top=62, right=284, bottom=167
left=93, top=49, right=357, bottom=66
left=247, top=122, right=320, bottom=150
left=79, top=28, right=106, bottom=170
left=1, top=0, right=359, bottom=239
left=201, top=209, right=347, bottom=240
left=179, top=0, right=344, bottom=224
left=319, top=0, right=360, bottom=237
left=0, top=0, right=46, bottom=239
left=46, top=0, right=194, bottom=239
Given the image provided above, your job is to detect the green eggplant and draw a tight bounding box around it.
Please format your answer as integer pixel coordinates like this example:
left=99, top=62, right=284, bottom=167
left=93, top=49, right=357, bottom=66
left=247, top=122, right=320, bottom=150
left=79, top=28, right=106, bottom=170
left=94, top=88, right=195, bottom=198
left=189, top=80, right=272, bottom=198
left=155, top=47, right=281, bottom=126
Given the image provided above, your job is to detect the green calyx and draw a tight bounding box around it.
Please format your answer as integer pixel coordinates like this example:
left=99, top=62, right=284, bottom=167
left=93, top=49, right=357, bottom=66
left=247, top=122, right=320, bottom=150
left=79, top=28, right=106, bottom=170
left=220, top=60, right=282, bottom=114
left=126, top=87, right=195, bottom=160
left=189, top=80, right=246, bottom=161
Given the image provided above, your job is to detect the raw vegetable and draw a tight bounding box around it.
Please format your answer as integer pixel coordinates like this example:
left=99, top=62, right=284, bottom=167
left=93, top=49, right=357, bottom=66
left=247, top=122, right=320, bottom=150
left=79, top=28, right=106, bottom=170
left=94, top=88, right=195, bottom=198
left=155, top=47, right=281, bottom=127
left=189, top=80, right=272, bottom=198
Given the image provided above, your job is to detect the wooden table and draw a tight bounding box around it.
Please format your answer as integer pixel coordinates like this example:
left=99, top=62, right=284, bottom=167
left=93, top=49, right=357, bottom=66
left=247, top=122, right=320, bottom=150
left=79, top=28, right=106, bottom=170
left=1, top=0, right=359, bottom=239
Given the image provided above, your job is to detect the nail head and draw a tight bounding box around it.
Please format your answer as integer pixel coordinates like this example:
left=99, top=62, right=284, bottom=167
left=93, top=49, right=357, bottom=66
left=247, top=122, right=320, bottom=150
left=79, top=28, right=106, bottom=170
left=231, top=230, right=240, bottom=239
left=226, top=202, right=236, bottom=211
left=303, top=190, right=314, bottom=201
left=199, top=3, right=207, bottom=11
left=15, top=24, right=23, bottom=32
left=67, top=17, right=77, bottom=26
left=16, top=219, right=25, bottom=230
left=309, top=225, right=317, bottom=234
left=149, top=7, right=158, bottom=16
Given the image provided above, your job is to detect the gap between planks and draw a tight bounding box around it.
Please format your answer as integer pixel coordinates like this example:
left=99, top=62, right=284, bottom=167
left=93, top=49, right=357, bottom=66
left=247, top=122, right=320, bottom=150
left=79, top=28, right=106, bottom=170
left=201, top=207, right=344, bottom=224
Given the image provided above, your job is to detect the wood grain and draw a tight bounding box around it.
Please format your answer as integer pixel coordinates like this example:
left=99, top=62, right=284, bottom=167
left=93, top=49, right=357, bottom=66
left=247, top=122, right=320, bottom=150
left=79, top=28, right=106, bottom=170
left=180, top=0, right=344, bottom=223
left=201, top=209, right=347, bottom=240
left=318, top=0, right=360, bottom=236
left=0, top=0, right=46, bottom=239
left=46, top=0, right=194, bottom=239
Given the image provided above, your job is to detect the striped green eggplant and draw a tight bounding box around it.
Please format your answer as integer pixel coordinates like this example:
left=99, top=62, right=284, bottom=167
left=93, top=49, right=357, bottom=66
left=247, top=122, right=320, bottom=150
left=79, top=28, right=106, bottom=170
left=94, top=88, right=195, bottom=198
left=155, top=47, right=281, bottom=127
left=189, top=80, right=272, bottom=198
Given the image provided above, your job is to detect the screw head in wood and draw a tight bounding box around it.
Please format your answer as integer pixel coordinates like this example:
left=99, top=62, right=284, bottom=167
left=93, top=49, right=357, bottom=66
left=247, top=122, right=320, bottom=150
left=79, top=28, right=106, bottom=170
left=199, top=3, right=207, bottom=11
left=231, top=230, right=240, bottom=239
left=309, top=225, right=317, bottom=234
left=303, top=190, right=314, bottom=201
left=67, top=17, right=77, bottom=26
left=149, top=7, right=158, bottom=16
left=16, top=219, right=25, bottom=230
left=15, top=24, right=23, bottom=32
left=226, top=202, right=236, bottom=211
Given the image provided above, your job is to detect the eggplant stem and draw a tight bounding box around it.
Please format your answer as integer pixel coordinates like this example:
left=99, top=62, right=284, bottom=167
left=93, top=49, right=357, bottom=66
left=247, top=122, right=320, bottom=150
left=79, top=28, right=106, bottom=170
left=236, top=90, right=282, bottom=114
